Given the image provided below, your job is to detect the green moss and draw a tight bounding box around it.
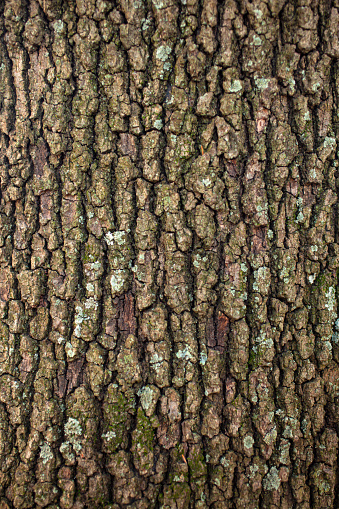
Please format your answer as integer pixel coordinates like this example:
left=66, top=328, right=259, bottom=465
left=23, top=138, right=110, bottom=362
left=132, top=408, right=154, bottom=475
left=102, top=386, right=134, bottom=453
left=162, top=481, right=191, bottom=506
left=133, top=407, right=154, bottom=448
left=187, top=448, right=207, bottom=479
left=314, top=272, right=328, bottom=289
left=248, top=348, right=257, bottom=369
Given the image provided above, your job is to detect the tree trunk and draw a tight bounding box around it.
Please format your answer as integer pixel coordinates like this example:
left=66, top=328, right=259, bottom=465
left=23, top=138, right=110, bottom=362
left=0, top=0, right=339, bottom=507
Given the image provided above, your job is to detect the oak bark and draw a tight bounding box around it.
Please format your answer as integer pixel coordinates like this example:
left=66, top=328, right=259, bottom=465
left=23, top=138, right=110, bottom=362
left=0, top=0, right=339, bottom=507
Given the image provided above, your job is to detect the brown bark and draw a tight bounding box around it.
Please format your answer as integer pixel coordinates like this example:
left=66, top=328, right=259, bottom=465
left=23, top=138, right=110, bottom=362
left=0, top=0, right=339, bottom=507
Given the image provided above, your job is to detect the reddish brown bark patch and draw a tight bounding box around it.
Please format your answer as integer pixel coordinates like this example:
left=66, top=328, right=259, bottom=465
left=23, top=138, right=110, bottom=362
left=30, top=140, right=48, bottom=177
left=117, top=292, right=137, bottom=339
left=55, top=357, right=85, bottom=398
left=251, top=226, right=267, bottom=254
left=216, top=312, right=229, bottom=352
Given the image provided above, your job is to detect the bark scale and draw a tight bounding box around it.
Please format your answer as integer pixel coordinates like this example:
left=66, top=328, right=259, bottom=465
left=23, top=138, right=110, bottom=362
left=0, top=0, right=339, bottom=507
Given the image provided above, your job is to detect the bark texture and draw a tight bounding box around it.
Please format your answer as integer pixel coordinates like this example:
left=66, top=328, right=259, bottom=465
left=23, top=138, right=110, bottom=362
left=0, top=0, right=339, bottom=507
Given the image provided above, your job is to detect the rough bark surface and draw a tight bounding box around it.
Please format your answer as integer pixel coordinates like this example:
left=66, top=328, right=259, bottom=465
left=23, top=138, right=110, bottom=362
left=0, top=0, right=339, bottom=507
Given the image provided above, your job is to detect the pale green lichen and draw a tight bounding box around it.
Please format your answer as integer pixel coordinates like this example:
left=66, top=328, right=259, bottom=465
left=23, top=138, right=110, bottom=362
left=323, top=340, right=332, bottom=353
left=319, top=481, right=331, bottom=494
left=255, top=77, right=269, bottom=90
left=106, top=230, right=127, bottom=246
left=60, top=442, right=75, bottom=462
left=252, top=266, right=270, bottom=293
left=101, top=430, right=117, bottom=441
left=229, top=80, right=242, bottom=93
left=220, top=456, right=229, bottom=467
left=39, top=442, right=53, bottom=464
left=84, top=297, right=98, bottom=310
left=253, top=8, right=263, bottom=18
left=65, top=341, right=76, bottom=358
left=74, top=305, right=91, bottom=337
left=296, top=211, right=304, bottom=223
left=263, top=425, right=277, bottom=445
left=89, top=261, right=101, bottom=270
left=301, top=418, right=308, bottom=435
left=333, top=319, right=339, bottom=341
left=156, top=45, right=171, bottom=61
left=150, top=352, right=162, bottom=364
left=53, top=20, right=64, bottom=34
left=65, top=417, right=82, bottom=438
left=287, top=77, right=296, bottom=91
left=279, top=442, right=290, bottom=464
left=310, top=167, right=318, bottom=179
left=63, top=417, right=83, bottom=453
left=105, top=232, right=115, bottom=246
left=176, top=346, right=193, bottom=361
left=193, top=253, right=208, bottom=268
left=86, top=282, right=94, bottom=292
left=283, top=425, right=293, bottom=439
left=138, top=386, right=155, bottom=412
left=142, top=18, right=151, bottom=30
left=110, top=270, right=127, bottom=294
left=263, top=466, right=281, bottom=491
left=199, top=352, right=207, bottom=366
left=252, top=35, right=262, bottom=46
left=249, top=464, right=259, bottom=478
left=201, top=178, right=212, bottom=187
left=280, top=265, right=290, bottom=284
left=154, top=119, right=163, bottom=130
left=243, top=435, right=254, bottom=449
left=282, top=416, right=298, bottom=439
left=152, top=0, right=165, bottom=8
left=325, top=287, right=336, bottom=313
left=253, top=330, right=273, bottom=353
